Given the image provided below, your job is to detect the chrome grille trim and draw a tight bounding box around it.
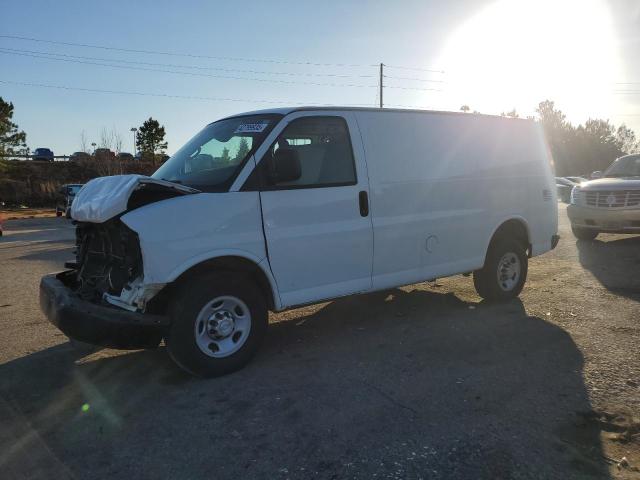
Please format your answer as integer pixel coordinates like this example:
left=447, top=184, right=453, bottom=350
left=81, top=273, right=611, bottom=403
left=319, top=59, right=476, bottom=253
left=583, top=190, right=640, bottom=208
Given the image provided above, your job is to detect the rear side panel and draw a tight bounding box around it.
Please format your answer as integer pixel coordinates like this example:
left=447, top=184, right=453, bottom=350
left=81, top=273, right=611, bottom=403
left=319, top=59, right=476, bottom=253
left=354, top=111, right=556, bottom=290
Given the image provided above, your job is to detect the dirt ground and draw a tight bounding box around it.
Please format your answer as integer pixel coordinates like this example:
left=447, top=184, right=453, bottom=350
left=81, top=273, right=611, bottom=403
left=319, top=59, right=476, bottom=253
left=0, top=205, right=638, bottom=479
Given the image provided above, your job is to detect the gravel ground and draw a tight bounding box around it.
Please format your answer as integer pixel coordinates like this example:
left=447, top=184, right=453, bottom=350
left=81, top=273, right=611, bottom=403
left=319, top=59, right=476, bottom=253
left=0, top=205, right=638, bottom=480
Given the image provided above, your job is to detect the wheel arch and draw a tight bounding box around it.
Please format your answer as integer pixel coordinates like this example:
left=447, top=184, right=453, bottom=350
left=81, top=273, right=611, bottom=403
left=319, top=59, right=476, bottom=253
left=148, top=254, right=281, bottom=314
left=483, top=217, right=532, bottom=264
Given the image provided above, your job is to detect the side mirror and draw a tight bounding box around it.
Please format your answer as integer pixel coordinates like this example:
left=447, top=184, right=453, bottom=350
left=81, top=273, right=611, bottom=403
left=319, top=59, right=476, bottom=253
left=269, top=148, right=301, bottom=184
left=590, top=170, right=603, bottom=179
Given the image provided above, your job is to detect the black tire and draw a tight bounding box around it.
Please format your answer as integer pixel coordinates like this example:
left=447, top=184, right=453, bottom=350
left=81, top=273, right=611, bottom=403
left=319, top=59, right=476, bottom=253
left=165, top=271, right=268, bottom=378
left=473, top=238, right=528, bottom=302
left=571, top=225, right=598, bottom=241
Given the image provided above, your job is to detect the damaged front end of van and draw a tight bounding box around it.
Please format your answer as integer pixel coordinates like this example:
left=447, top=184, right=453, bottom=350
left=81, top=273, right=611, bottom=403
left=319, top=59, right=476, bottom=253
left=39, top=175, right=199, bottom=349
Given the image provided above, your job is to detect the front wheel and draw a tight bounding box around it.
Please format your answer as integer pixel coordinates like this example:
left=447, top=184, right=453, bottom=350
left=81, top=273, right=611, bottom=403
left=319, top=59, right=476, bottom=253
left=571, top=225, right=598, bottom=241
left=473, top=238, right=528, bottom=302
left=166, top=272, right=268, bottom=377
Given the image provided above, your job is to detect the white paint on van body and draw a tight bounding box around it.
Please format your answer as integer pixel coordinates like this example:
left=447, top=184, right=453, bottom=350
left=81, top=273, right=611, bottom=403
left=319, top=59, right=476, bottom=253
left=105, top=107, right=557, bottom=312
left=352, top=110, right=557, bottom=290
left=120, top=192, right=282, bottom=308
left=257, top=111, right=374, bottom=308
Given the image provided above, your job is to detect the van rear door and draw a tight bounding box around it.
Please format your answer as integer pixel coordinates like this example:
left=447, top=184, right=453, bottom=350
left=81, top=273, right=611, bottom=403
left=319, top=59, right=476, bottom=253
left=256, top=112, right=373, bottom=308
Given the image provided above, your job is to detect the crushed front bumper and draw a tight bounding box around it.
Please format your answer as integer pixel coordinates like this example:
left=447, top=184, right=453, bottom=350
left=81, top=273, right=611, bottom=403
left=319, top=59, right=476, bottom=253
left=567, top=204, right=640, bottom=233
left=40, top=271, right=169, bottom=349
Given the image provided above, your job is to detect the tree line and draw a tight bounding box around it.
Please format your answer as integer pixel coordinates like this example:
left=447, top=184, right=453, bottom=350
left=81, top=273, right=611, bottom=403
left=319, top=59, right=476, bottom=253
left=0, top=96, right=168, bottom=163
left=534, top=100, right=638, bottom=176
left=2, top=95, right=639, bottom=178
left=462, top=100, right=639, bottom=176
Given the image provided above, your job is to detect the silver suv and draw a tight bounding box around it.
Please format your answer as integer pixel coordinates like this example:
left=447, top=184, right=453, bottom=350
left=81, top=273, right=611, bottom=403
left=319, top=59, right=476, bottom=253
left=568, top=154, right=640, bottom=240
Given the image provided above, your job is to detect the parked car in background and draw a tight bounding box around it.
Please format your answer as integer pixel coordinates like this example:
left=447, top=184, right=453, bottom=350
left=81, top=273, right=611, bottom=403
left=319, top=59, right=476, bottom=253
left=556, top=177, right=576, bottom=202
left=33, top=148, right=54, bottom=162
left=117, top=152, right=134, bottom=161
left=56, top=184, right=84, bottom=219
left=93, top=148, right=116, bottom=161
left=69, top=151, right=90, bottom=162
left=40, top=107, right=559, bottom=377
left=568, top=153, right=640, bottom=240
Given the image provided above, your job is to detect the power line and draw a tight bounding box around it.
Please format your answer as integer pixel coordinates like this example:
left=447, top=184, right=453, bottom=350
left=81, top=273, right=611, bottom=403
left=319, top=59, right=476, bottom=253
left=0, top=49, right=379, bottom=89
left=0, top=47, right=376, bottom=79
left=384, top=74, right=446, bottom=83
left=0, top=79, right=374, bottom=106
left=0, top=33, right=444, bottom=72
left=384, top=84, right=443, bottom=92
left=384, top=64, right=445, bottom=74
left=0, top=33, right=374, bottom=68
left=3, top=79, right=636, bottom=118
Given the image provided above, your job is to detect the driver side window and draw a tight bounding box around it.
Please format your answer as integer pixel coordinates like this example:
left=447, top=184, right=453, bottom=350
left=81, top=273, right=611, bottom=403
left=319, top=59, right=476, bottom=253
left=262, top=116, right=357, bottom=189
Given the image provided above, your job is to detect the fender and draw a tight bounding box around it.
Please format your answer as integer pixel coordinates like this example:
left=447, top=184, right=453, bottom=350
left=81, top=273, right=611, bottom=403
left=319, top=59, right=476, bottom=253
left=482, top=215, right=531, bottom=263
left=166, top=249, right=282, bottom=311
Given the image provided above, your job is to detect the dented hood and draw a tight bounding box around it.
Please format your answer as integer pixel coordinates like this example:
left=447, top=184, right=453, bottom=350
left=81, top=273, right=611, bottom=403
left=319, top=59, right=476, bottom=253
left=71, top=174, right=199, bottom=223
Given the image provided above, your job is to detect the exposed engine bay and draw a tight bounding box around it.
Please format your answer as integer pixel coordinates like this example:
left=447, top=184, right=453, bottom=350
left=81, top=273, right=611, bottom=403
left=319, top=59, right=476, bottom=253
left=73, top=219, right=142, bottom=302
left=64, top=178, right=199, bottom=310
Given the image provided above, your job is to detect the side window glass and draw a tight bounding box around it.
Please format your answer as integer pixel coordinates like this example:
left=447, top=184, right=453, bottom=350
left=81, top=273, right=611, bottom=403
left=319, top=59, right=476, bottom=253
left=263, top=116, right=356, bottom=188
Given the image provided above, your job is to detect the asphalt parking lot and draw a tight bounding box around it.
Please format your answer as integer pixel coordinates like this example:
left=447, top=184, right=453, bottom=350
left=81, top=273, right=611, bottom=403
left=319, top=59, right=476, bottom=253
left=0, top=205, right=638, bottom=480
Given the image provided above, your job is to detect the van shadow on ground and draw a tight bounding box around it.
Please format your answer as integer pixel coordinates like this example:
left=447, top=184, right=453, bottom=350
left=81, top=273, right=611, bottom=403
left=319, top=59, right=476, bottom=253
left=576, top=235, right=640, bottom=301
left=0, top=288, right=610, bottom=480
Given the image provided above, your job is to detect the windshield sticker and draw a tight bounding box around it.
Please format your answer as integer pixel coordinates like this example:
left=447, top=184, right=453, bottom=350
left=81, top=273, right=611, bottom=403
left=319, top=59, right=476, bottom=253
left=234, top=121, right=269, bottom=134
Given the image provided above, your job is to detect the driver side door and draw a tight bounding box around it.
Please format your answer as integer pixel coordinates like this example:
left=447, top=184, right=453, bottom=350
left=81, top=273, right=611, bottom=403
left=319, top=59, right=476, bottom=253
left=255, top=112, right=374, bottom=308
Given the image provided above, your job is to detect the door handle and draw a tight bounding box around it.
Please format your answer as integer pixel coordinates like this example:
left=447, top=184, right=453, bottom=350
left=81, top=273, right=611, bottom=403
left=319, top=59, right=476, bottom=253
left=358, top=190, right=369, bottom=217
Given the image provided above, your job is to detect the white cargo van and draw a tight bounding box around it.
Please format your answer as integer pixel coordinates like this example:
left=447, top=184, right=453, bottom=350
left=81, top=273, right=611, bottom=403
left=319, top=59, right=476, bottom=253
left=40, top=107, right=559, bottom=377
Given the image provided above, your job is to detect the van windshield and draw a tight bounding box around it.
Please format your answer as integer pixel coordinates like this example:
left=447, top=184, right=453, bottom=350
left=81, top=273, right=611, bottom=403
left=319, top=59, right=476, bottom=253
left=152, top=114, right=280, bottom=191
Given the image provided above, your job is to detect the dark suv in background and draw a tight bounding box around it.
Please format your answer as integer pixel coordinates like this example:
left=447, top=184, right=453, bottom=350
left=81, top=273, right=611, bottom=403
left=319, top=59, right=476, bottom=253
left=33, top=148, right=54, bottom=162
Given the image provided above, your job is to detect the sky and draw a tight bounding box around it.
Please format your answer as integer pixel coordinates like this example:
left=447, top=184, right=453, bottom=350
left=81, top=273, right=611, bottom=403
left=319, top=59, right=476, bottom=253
left=1, top=0, right=639, bottom=155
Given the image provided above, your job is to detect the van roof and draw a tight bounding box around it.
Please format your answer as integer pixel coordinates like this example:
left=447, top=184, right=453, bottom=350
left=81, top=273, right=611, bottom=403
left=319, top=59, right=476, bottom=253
left=219, top=106, right=532, bottom=122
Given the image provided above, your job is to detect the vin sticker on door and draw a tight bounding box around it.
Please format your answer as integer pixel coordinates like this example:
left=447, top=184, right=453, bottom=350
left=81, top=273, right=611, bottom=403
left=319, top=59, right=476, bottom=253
left=234, top=122, right=269, bottom=134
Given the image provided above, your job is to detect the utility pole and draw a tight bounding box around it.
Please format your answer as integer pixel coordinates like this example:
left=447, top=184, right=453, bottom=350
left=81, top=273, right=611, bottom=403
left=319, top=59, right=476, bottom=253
left=379, top=63, right=384, bottom=109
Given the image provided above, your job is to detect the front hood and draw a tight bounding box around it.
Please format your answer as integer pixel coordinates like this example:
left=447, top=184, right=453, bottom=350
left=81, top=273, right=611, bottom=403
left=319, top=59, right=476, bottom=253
left=579, top=177, right=640, bottom=191
left=71, top=174, right=199, bottom=223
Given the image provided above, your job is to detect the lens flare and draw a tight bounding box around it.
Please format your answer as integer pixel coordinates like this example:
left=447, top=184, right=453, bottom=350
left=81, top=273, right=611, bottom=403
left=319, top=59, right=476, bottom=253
left=434, top=0, right=621, bottom=122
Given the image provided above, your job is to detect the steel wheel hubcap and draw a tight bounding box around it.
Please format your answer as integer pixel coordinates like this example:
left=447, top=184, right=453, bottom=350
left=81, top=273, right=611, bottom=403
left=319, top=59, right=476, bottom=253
left=194, top=296, right=251, bottom=358
left=497, top=252, right=521, bottom=291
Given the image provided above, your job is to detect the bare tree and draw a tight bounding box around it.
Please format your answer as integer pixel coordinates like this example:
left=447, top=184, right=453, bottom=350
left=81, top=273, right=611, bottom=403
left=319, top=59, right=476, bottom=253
left=99, top=127, right=115, bottom=150
left=80, top=130, right=89, bottom=152
left=113, top=130, right=124, bottom=154
left=95, top=127, right=120, bottom=176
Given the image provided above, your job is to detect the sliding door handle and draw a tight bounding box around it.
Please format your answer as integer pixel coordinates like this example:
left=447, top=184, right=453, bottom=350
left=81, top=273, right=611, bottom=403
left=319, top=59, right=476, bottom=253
left=358, top=190, right=369, bottom=217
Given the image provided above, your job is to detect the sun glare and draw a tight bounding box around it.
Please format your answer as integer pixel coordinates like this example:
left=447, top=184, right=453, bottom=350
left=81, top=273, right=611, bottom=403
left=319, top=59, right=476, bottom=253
left=434, top=0, right=621, bottom=122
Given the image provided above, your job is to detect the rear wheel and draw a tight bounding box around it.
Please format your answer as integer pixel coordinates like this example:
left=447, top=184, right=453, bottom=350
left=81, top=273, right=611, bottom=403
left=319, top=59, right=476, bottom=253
left=473, top=238, right=528, bottom=302
left=571, top=225, right=598, bottom=241
left=165, top=271, right=268, bottom=377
